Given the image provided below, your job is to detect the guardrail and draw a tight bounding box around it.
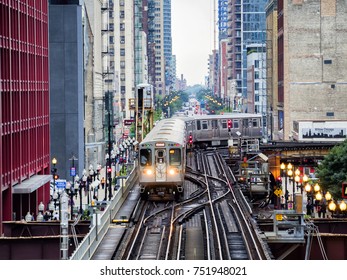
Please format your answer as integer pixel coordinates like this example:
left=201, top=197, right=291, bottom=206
left=69, top=163, right=138, bottom=260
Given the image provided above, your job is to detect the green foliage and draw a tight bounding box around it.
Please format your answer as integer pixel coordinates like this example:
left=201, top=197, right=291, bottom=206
left=316, top=139, right=347, bottom=199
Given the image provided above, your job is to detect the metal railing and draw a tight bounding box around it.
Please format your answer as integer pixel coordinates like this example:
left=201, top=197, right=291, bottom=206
left=69, top=163, right=138, bottom=260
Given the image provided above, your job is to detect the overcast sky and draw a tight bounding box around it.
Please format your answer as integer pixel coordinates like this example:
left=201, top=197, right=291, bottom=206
left=172, top=0, right=216, bottom=86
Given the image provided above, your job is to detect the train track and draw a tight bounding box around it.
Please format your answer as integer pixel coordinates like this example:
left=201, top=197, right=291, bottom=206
left=109, top=149, right=272, bottom=260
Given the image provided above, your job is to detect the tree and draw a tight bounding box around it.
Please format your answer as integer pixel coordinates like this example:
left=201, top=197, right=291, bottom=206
left=315, top=139, right=347, bottom=199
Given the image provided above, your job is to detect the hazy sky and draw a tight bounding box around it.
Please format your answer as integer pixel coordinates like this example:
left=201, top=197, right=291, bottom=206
left=172, top=0, right=216, bottom=86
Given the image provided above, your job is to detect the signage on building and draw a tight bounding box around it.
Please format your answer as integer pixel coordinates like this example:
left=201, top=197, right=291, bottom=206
left=124, top=119, right=134, bottom=126
left=56, top=179, right=67, bottom=189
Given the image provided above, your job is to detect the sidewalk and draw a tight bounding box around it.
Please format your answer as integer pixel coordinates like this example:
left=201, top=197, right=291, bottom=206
left=67, top=162, right=134, bottom=219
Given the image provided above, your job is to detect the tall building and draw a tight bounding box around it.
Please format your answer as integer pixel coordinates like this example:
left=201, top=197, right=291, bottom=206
left=265, top=0, right=278, bottom=140
left=218, top=0, right=228, bottom=40
left=276, top=0, right=347, bottom=140
left=227, top=0, right=267, bottom=111
left=49, top=0, right=85, bottom=180
left=83, top=0, right=106, bottom=170
left=246, top=44, right=267, bottom=135
left=163, top=0, right=173, bottom=93
left=148, top=0, right=166, bottom=95
left=114, top=0, right=135, bottom=119
left=0, top=0, right=51, bottom=233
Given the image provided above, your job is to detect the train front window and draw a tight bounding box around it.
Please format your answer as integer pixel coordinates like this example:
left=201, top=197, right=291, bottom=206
left=140, top=149, right=152, bottom=166
left=156, top=150, right=165, bottom=164
left=252, top=118, right=259, bottom=127
left=169, top=149, right=181, bottom=166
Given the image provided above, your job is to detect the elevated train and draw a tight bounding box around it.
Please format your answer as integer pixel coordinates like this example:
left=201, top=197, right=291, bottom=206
left=182, top=113, right=263, bottom=148
left=138, top=118, right=186, bottom=200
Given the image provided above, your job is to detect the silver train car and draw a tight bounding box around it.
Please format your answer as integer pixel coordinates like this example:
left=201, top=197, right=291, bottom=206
left=183, top=113, right=263, bottom=148
left=138, top=118, right=186, bottom=200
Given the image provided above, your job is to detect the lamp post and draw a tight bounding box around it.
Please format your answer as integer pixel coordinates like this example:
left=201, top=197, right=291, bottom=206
left=88, top=164, right=95, bottom=204
left=294, top=168, right=301, bottom=193
left=280, top=162, right=293, bottom=209
left=51, top=157, right=58, bottom=196
left=65, top=180, right=78, bottom=219
left=79, top=169, right=87, bottom=213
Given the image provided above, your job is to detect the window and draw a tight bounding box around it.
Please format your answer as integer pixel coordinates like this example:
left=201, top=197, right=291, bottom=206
left=252, top=118, right=259, bottom=127
left=120, top=48, right=125, bottom=56
left=234, top=120, right=239, bottom=128
left=212, top=120, right=218, bottom=129
left=254, top=71, right=259, bottom=79
left=120, top=36, right=125, bottom=44
left=243, top=119, right=249, bottom=128
left=140, top=149, right=152, bottom=166
left=120, top=23, right=125, bottom=31
left=202, top=120, right=208, bottom=130
left=221, top=120, right=227, bottom=129
left=120, top=61, right=125, bottom=68
left=169, top=149, right=181, bottom=166
left=324, top=59, right=332, bottom=64
left=197, top=120, right=201, bottom=130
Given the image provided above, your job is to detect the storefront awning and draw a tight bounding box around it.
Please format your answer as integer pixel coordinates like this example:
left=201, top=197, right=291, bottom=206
left=12, top=175, right=52, bottom=194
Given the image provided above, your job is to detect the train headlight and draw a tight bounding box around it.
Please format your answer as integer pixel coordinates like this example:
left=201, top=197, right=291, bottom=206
left=144, top=169, right=153, bottom=175
left=168, top=168, right=178, bottom=175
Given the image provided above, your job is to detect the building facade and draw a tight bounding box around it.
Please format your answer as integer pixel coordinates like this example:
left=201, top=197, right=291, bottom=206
left=0, top=0, right=51, bottom=233
left=49, top=1, right=85, bottom=180
left=278, top=0, right=347, bottom=140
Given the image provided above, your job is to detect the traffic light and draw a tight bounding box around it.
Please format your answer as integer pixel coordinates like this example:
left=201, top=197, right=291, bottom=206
left=227, top=119, right=232, bottom=132
left=107, top=166, right=112, bottom=173
left=188, top=133, right=193, bottom=145
left=53, top=174, right=59, bottom=180
left=342, top=182, right=347, bottom=198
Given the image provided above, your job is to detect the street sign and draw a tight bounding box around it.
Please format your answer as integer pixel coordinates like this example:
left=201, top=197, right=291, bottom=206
left=274, top=188, right=283, bottom=197
left=70, top=167, right=76, bottom=177
left=56, top=179, right=67, bottom=189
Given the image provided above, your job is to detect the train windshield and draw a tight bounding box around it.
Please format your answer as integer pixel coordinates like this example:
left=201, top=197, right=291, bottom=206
left=169, top=149, right=181, bottom=166
left=140, top=149, right=152, bottom=166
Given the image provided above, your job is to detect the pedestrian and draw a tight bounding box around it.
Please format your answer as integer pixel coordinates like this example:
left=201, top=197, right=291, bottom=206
left=101, top=177, right=105, bottom=189
left=280, top=195, right=285, bottom=209
left=306, top=200, right=313, bottom=216
left=320, top=199, right=327, bottom=218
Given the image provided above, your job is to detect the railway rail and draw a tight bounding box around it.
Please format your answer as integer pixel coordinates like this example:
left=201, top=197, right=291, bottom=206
left=107, top=149, right=272, bottom=260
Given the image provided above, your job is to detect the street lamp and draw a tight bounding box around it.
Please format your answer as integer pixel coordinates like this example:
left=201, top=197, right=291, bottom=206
left=280, top=162, right=293, bottom=209
left=51, top=157, right=58, bottom=196
left=328, top=200, right=337, bottom=217
left=65, top=181, right=78, bottom=219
